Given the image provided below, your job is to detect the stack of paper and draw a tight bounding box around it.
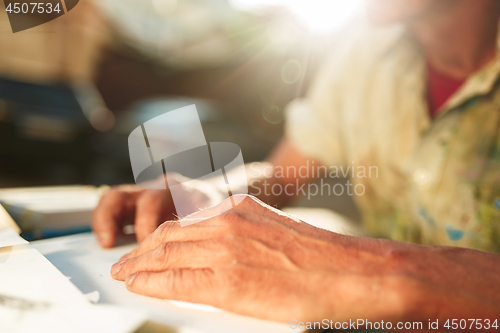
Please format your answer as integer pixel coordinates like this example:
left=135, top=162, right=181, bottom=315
left=0, top=186, right=104, bottom=239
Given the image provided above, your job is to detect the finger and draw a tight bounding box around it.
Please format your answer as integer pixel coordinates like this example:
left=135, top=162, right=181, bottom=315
left=126, top=218, right=226, bottom=259
left=111, top=240, right=225, bottom=280
left=92, top=189, right=137, bottom=248
left=126, top=195, right=258, bottom=258
left=126, top=221, right=181, bottom=259
left=135, top=190, right=174, bottom=243
left=125, top=268, right=219, bottom=306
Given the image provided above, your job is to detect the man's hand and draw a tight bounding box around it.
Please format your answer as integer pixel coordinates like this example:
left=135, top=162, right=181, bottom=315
left=92, top=173, right=223, bottom=248
left=92, top=185, right=176, bottom=248
left=110, top=195, right=500, bottom=327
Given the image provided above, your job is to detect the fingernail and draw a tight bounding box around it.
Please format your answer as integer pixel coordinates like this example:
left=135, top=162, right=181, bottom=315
left=98, top=232, right=110, bottom=245
left=111, top=261, right=125, bottom=276
left=126, top=273, right=138, bottom=286
left=119, top=253, right=129, bottom=261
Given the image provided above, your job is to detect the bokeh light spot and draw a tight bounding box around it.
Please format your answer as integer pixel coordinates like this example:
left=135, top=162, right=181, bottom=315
left=281, top=59, right=302, bottom=84
left=262, top=104, right=284, bottom=124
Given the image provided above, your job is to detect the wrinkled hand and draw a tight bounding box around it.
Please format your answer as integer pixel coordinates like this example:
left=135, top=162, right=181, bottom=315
left=110, top=195, right=500, bottom=325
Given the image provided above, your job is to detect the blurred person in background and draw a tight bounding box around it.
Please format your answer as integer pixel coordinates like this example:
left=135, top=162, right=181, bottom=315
left=93, top=0, right=500, bottom=328
left=0, top=0, right=113, bottom=188
left=0, top=0, right=107, bottom=85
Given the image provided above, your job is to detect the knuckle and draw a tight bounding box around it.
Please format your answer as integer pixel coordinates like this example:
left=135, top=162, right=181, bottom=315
left=154, top=242, right=173, bottom=264
left=106, top=188, right=126, bottom=201
left=141, top=232, right=156, bottom=246
left=384, top=248, right=412, bottom=266
left=217, top=234, right=237, bottom=254
left=203, top=239, right=218, bottom=251
left=215, top=211, right=251, bottom=236
left=121, top=259, right=135, bottom=274
left=136, top=191, right=156, bottom=206
left=142, top=189, right=168, bottom=203
left=238, top=194, right=259, bottom=206
left=126, top=250, right=137, bottom=260
left=161, top=269, right=181, bottom=293
left=205, top=239, right=234, bottom=263
left=93, top=188, right=122, bottom=212
left=94, top=190, right=125, bottom=213
left=132, top=271, right=150, bottom=289
left=217, top=210, right=244, bottom=227
left=140, top=232, right=155, bottom=247
left=155, top=221, right=178, bottom=242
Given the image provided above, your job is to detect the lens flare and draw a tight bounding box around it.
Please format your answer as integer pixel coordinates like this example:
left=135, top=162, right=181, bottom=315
left=230, top=0, right=363, bottom=33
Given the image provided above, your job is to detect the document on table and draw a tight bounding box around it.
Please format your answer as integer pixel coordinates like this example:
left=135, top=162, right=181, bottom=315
left=0, top=204, right=147, bottom=333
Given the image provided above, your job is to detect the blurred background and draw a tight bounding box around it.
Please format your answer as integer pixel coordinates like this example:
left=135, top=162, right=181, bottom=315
left=0, top=0, right=363, bottom=239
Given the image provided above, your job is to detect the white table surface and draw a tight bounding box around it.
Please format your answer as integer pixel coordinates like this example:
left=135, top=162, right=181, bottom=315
left=31, top=232, right=292, bottom=333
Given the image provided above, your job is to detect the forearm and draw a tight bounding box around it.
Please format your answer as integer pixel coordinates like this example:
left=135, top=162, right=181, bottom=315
left=247, top=137, right=315, bottom=208
left=409, top=247, right=500, bottom=331
left=346, top=240, right=500, bottom=332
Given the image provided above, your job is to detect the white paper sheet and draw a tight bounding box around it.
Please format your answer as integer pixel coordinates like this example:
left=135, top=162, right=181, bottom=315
left=0, top=243, right=146, bottom=333
left=0, top=203, right=21, bottom=234
left=0, top=295, right=146, bottom=333
left=0, top=228, right=27, bottom=248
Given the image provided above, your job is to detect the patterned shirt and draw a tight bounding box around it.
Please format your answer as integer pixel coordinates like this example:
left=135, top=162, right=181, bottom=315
left=286, top=21, right=500, bottom=253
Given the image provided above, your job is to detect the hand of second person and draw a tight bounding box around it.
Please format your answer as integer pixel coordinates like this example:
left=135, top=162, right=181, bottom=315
left=92, top=185, right=176, bottom=248
left=92, top=173, right=223, bottom=248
